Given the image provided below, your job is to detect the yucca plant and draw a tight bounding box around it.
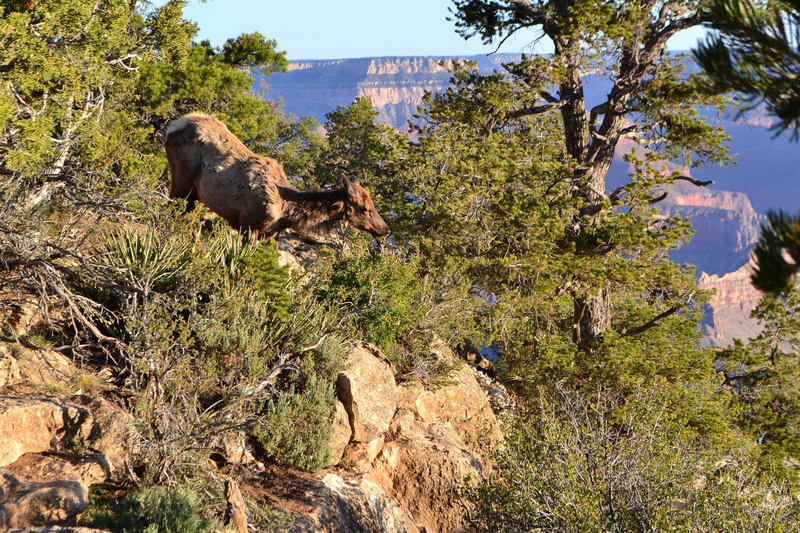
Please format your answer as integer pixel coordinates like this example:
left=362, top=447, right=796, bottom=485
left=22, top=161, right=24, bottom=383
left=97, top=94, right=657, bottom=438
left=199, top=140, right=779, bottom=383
left=104, top=228, right=193, bottom=294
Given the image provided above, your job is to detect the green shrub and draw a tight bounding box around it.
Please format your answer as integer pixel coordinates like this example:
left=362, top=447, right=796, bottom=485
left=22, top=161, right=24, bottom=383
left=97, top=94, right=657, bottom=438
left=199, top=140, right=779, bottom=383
left=469, top=385, right=800, bottom=532
left=315, top=250, right=426, bottom=358
left=83, top=485, right=216, bottom=533
left=252, top=373, right=337, bottom=471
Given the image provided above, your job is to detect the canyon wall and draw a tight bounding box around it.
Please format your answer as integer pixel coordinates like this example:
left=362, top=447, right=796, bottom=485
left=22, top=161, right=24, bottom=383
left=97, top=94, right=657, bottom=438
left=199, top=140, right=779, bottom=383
left=658, top=182, right=764, bottom=345
left=260, top=54, right=519, bottom=128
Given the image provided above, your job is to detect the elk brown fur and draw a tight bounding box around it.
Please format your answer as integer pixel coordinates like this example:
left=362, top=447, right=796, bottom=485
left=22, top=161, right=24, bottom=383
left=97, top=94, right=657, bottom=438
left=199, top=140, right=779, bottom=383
left=165, top=113, right=389, bottom=240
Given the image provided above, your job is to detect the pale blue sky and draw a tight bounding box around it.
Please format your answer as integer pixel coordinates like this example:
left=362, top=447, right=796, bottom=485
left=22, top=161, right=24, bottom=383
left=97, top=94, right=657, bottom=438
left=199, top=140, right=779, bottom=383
left=181, top=0, right=708, bottom=59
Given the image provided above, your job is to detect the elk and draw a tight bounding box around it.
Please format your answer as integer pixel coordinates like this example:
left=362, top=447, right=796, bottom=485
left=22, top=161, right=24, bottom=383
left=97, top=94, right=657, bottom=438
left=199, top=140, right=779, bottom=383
left=164, top=113, right=389, bottom=241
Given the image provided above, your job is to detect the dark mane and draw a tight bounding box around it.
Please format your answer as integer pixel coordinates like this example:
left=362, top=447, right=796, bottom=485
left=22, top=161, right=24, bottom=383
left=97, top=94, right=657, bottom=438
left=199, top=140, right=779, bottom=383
left=278, top=187, right=347, bottom=237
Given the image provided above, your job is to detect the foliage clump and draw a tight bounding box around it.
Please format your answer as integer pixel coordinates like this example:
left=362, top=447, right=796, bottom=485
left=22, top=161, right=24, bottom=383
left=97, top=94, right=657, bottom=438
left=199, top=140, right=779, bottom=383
left=252, top=374, right=337, bottom=470
left=83, top=485, right=216, bottom=533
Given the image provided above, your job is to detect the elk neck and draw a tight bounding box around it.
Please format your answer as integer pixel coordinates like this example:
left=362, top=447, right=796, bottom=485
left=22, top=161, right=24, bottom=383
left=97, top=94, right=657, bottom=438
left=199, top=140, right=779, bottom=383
left=279, top=187, right=348, bottom=235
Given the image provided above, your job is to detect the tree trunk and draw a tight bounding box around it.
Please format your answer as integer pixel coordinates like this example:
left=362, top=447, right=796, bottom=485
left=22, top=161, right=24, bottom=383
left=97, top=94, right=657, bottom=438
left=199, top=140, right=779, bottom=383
left=556, top=52, right=616, bottom=352
left=573, top=287, right=612, bottom=352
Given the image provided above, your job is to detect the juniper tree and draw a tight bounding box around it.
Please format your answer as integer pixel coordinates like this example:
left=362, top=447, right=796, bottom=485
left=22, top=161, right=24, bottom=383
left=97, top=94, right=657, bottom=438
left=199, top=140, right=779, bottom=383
left=450, top=0, right=729, bottom=351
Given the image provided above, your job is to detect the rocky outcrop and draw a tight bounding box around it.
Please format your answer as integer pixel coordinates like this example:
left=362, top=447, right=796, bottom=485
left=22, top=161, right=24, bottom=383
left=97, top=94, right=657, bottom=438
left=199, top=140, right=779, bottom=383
left=647, top=182, right=765, bottom=345
left=0, top=395, right=91, bottom=467
left=243, top=464, right=420, bottom=533
left=0, top=388, right=133, bottom=530
left=0, top=343, right=77, bottom=389
left=336, top=342, right=397, bottom=443
left=699, top=263, right=764, bottom=346
left=248, top=340, right=504, bottom=532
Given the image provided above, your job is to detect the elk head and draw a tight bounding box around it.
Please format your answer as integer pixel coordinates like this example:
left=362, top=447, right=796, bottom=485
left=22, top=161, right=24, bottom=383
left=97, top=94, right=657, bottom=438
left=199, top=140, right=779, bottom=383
left=342, top=176, right=390, bottom=238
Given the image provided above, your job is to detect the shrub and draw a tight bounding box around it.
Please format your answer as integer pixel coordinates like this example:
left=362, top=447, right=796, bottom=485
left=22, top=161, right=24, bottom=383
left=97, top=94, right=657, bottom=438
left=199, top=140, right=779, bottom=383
left=316, top=250, right=424, bottom=354
left=83, top=485, right=216, bottom=533
left=252, top=373, right=337, bottom=471
left=469, top=385, right=800, bottom=532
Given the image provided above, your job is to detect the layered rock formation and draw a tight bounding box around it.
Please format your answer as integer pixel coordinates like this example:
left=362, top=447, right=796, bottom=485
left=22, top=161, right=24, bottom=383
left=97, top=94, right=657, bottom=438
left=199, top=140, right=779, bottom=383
left=699, top=264, right=763, bottom=346
left=261, top=54, right=519, bottom=128
left=661, top=182, right=763, bottom=276
left=655, top=182, right=764, bottom=344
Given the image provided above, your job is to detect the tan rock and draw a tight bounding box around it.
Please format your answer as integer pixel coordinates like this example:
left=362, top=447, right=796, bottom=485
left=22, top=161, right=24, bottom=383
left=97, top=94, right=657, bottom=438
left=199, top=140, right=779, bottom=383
left=0, top=396, right=92, bottom=467
left=397, top=364, right=501, bottom=453
left=213, top=432, right=256, bottom=466
left=325, top=401, right=352, bottom=467
left=4, top=452, right=110, bottom=487
left=71, top=396, right=134, bottom=473
left=0, top=294, right=45, bottom=337
left=371, top=422, right=486, bottom=533
left=364, top=436, right=384, bottom=463
left=0, top=472, right=88, bottom=531
left=0, top=344, right=76, bottom=389
left=336, top=342, right=397, bottom=442
left=0, top=451, right=112, bottom=530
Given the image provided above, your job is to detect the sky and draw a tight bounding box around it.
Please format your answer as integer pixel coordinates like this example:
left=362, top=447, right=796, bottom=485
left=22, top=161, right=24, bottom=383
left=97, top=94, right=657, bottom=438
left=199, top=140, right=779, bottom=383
left=181, top=0, right=709, bottom=59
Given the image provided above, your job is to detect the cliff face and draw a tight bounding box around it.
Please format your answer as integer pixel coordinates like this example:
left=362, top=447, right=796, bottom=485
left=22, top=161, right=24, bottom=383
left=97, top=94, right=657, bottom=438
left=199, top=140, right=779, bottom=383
left=661, top=182, right=764, bottom=276
left=698, top=264, right=763, bottom=346
left=260, top=55, right=519, bottom=128
left=656, top=182, right=764, bottom=344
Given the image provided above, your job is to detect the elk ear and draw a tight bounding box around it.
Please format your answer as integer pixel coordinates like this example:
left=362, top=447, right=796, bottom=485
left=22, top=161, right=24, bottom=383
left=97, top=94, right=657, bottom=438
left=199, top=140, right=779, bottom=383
left=345, top=175, right=365, bottom=195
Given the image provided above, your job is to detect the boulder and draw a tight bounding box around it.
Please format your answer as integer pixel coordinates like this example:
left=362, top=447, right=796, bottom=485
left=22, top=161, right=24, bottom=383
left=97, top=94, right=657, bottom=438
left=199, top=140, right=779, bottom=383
left=336, top=342, right=397, bottom=443
left=0, top=472, right=88, bottom=531
left=397, top=365, right=501, bottom=453
left=0, top=396, right=92, bottom=467
left=292, top=472, right=420, bottom=533
left=0, top=344, right=77, bottom=389
left=242, top=465, right=419, bottom=533
left=369, top=421, right=486, bottom=533
left=325, top=401, right=352, bottom=467
left=0, top=453, right=111, bottom=531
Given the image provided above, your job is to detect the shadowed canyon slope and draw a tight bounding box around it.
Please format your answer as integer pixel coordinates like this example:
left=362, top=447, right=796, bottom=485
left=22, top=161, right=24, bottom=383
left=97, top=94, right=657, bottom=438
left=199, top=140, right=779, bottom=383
left=260, top=55, right=799, bottom=345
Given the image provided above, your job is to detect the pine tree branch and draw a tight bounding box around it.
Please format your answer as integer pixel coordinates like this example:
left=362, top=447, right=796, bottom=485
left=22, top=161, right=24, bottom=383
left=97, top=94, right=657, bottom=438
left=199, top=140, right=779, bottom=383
left=674, top=175, right=714, bottom=187
left=622, top=291, right=696, bottom=337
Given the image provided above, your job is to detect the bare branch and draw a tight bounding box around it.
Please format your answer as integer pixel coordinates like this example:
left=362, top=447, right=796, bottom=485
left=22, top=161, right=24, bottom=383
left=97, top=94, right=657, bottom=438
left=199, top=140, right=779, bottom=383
left=674, top=175, right=714, bottom=187
left=622, top=291, right=697, bottom=337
